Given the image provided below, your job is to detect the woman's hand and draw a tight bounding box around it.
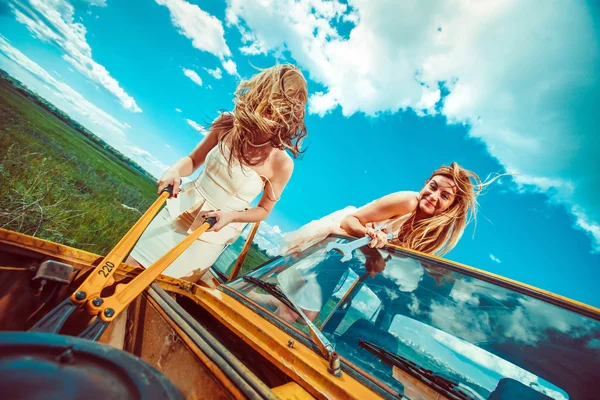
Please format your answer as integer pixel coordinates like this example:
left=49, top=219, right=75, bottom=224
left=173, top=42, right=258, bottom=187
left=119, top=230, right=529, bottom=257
left=366, top=227, right=389, bottom=248
left=202, top=210, right=235, bottom=232
left=157, top=169, right=181, bottom=196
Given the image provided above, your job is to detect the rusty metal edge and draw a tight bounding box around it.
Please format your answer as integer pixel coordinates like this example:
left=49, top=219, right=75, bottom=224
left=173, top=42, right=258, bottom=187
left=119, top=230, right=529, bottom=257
left=188, top=285, right=384, bottom=400
left=0, top=228, right=199, bottom=298
left=147, top=283, right=280, bottom=400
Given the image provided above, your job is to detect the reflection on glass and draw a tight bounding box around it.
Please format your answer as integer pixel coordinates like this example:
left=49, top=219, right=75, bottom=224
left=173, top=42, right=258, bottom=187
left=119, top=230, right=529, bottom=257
left=228, top=236, right=600, bottom=399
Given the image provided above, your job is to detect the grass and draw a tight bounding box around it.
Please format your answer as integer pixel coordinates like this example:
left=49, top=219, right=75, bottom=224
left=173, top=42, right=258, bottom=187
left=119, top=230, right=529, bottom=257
left=0, top=75, right=270, bottom=275
left=0, top=78, right=156, bottom=253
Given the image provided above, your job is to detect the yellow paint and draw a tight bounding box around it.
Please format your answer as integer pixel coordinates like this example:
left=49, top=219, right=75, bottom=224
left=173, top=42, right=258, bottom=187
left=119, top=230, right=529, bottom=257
left=73, top=191, right=170, bottom=312
left=272, top=382, right=315, bottom=400
left=0, top=228, right=198, bottom=299
left=100, top=220, right=213, bottom=322
left=4, top=227, right=600, bottom=399
left=190, top=286, right=387, bottom=400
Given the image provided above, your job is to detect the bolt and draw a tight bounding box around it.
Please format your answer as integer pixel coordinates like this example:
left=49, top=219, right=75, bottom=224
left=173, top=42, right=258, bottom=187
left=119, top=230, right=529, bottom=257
left=328, top=351, right=342, bottom=377
left=75, top=291, right=86, bottom=301
left=104, top=308, right=115, bottom=318
left=91, top=297, right=103, bottom=307
left=56, top=347, right=75, bottom=365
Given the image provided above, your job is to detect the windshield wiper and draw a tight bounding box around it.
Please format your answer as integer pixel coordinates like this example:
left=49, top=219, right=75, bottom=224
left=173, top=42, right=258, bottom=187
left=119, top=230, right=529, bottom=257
left=359, top=340, right=482, bottom=400
left=243, top=276, right=334, bottom=360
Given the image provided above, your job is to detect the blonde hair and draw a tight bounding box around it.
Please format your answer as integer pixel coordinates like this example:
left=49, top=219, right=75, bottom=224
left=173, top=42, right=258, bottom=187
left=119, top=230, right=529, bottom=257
left=211, top=64, right=308, bottom=168
left=396, top=162, right=500, bottom=256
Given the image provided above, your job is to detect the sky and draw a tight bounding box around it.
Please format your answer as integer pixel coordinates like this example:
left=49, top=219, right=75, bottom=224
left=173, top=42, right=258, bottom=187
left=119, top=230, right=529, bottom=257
left=0, top=0, right=599, bottom=307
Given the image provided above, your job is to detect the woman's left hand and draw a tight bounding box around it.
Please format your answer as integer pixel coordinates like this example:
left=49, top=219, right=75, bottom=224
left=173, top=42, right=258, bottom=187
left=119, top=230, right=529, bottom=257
left=366, top=227, right=389, bottom=248
left=202, top=210, right=235, bottom=232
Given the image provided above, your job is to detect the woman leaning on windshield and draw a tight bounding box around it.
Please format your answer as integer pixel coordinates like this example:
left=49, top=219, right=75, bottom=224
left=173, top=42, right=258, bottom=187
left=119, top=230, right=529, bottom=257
left=342, top=163, right=495, bottom=255
left=283, top=162, right=501, bottom=258
left=270, top=163, right=501, bottom=323
left=126, top=64, right=309, bottom=282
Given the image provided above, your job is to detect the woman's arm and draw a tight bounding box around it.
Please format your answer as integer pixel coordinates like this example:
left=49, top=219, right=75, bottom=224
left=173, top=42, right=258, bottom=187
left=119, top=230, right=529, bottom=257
left=156, top=127, right=220, bottom=194
left=204, top=153, right=294, bottom=232
left=340, top=191, right=419, bottom=247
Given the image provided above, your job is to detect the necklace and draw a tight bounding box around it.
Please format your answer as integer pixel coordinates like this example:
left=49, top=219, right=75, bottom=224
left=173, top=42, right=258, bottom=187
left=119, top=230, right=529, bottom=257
left=246, top=139, right=271, bottom=148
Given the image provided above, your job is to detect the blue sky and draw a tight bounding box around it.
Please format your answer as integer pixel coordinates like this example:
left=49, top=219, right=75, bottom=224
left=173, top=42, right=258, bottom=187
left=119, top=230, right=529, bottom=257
left=0, top=0, right=599, bottom=307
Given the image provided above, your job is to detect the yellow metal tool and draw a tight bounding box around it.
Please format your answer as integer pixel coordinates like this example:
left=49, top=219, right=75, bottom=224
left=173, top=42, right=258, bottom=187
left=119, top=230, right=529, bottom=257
left=30, top=184, right=217, bottom=340
left=76, top=189, right=174, bottom=316
left=76, top=216, right=216, bottom=340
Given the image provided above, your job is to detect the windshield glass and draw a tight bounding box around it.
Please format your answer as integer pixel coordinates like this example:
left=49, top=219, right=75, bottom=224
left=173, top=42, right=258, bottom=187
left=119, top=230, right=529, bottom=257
left=227, top=236, right=600, bottom=399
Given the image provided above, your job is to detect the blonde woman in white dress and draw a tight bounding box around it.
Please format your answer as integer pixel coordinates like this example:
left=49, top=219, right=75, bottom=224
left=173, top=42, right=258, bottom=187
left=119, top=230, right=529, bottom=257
left=126, top=64, right=308, bottom=282
left=282, top=162, right=493, bottom=257
left=272, top=163, right=498, bottom=322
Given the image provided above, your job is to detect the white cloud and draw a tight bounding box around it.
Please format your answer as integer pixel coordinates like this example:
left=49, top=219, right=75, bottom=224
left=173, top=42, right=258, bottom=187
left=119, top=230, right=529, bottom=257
left=239, top=41, right=264, bottom=56
left=182, top=68, right=202, bottom=86
left=243, top=221, right=284, bottom=256
left=432, top=331, right=567, bottom=400
left=415, top=87, right=441, bottom=116
left=489, top=254, right=501, bottom=264
left=156, top=0, right=230, bottom=57
left=204, top=66, right=222, bottom=80
left=128, top=146, right=169, bottom=175
left=382, top=256, right=424, bottom=292
left=308, top=91, right=337, bottom=116
left=0, top=35, right=126, bottom=138
left=571, top=206, right=600, bottom=253
left=226, top=0, right=600, bottom=252
left=186, top=118, right=205, bottom=133
left=406, top=294, right=418, bottom=315
left=10, top=0, right=141, bottom=112
left=156, top=0, right=237, bottom=76
left=431, top=278, right=597, bottom=346
left=175, top=108, right=182, bottom=113
left=124, top=122, right=131, bottom=129
left=82, top=0, right=106, bottom=6
left=449, top=280, right=480, bottom=306
left=587, top=338, right=600, bottom=350
left=221, top=58, right=238, bottom=76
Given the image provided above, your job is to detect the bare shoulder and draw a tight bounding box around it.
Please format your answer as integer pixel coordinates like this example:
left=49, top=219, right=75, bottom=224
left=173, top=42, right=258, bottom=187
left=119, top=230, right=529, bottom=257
left=382, top=191, right=419, bottom=206
left=272, top=150, right=294, bottom=176
left=352, top=190, right=418, bottom=223
left=374, top=191, right=419, bottom=214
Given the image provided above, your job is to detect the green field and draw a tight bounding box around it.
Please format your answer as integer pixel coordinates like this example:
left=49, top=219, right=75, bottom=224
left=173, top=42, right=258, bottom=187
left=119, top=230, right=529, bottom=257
left=0, top=72, right=269, bottom=277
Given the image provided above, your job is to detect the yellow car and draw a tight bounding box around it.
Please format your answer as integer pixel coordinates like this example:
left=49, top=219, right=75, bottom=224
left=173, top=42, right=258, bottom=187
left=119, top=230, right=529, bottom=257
left=0, top=228, right=598, bottom=399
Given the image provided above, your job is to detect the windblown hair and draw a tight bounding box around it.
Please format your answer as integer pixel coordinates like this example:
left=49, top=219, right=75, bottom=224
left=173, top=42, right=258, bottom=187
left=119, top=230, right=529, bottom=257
left=211, top=64, right=308, bottom=168
left=396, top=162, right=500, bottom=256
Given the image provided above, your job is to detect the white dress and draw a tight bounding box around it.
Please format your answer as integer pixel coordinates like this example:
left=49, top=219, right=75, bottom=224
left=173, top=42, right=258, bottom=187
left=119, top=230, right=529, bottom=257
left=129, top=144, right=268, bottom=280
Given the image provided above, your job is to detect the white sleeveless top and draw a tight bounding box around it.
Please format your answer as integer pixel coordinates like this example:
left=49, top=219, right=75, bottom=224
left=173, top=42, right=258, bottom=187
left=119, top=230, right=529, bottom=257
left=165, top=144, right=271, bottom=245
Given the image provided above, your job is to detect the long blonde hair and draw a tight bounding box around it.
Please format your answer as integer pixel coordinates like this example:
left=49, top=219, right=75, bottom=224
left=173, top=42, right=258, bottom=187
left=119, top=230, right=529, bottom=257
left=211, top=64, right=308, bottom=168
left=396, top=162, right=499, bottom=256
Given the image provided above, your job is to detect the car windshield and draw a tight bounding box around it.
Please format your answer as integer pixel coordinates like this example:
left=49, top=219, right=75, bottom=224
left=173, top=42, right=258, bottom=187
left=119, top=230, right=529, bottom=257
left=227, top=236, right=600, bottom=400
